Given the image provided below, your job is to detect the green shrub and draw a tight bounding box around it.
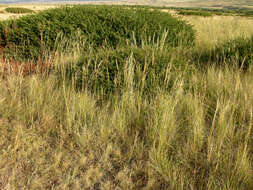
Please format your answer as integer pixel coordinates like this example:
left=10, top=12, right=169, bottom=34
left=0, top=22, right=5, bottom=46
left=5, top=7, right=34, bottom=14
left=0, top=5, right=195, bottom=60
left=177, top=10, right=213, bottom=17
left=195, top=36, right=253, bottom=70
left=64, top=46, right=188, bottom=94
left=217, top=37, right=253, bottom=69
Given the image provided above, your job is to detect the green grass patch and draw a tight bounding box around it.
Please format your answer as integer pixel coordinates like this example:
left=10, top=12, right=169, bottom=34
left=5, top=7, right=34, bottom=14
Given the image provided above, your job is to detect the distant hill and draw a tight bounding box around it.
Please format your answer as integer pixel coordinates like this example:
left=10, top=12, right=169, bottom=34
left=1, top=0, right=253, bottom=10
left=127, top=0, right=253, bottom=9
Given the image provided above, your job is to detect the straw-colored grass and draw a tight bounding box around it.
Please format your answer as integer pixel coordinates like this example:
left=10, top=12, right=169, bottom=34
left=1, top=41, right=253, bottom=189
left=185, top=15, right=253, bottom=48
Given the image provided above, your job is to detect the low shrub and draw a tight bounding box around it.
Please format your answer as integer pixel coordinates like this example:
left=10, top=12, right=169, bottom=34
left=216, top=37, right=253, bottom=69
left=0, top=5, right=195, bottom=60
left=5, top=7, right=34, bottom=14
left=177, top=10, right=213, bottom=17
left=64, top=46, right=188, bottom=94
left=194, top=36, right=253, bottom=70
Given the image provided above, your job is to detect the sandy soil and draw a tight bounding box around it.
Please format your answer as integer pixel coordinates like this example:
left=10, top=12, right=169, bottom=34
left=0, top=4, right=58, bottom=20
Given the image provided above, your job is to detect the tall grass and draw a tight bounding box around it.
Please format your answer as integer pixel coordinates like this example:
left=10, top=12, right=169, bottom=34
left=1, top=39, right=253, bottom=189
left=185, top=15, right=253, bottom=48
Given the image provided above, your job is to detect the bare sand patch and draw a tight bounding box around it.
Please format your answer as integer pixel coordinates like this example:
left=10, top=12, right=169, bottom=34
left=0, top=4, right=58, bottom=20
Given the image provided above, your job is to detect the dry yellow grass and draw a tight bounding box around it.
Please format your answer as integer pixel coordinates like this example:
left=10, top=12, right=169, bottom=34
left=184, top=15, right=253, bottom=48
left=0, top=57, right=252, bottom=189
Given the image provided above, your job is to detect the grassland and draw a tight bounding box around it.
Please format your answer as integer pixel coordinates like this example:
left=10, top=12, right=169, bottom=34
left=184, top=16, right=253, bottom=48
left=0, top=4, right=253, bottom=190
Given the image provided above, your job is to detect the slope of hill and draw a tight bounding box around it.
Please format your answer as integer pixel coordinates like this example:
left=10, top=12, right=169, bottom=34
left=126, top=0, right=253, bottom=9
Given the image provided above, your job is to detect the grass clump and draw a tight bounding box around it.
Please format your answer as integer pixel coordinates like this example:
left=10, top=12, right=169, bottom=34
left=0, top=5, right=195, bottom=61
left=5, top=7, right=34, bottom=14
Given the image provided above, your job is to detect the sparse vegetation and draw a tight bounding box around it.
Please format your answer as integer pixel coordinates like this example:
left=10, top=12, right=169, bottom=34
left=0, top=4, right=253, bottom=190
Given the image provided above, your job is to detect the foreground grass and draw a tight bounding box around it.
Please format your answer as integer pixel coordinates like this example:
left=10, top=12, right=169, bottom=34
left=0, top=52, right=252, bottom=189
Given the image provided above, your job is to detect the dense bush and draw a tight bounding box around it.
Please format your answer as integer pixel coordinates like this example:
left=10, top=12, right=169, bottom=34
left=217, top=37, right=253, bottom=69
left=0, top=5, right=195, bottom=60
left=64, top=46, right=188, bottom=94
left=5, top=7, right=34, bottom=14
left=195, top=36, right=253, bottom=70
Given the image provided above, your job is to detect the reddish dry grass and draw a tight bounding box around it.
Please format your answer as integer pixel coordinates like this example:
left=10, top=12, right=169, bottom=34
left=0, top=57, right=53, bottom=77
